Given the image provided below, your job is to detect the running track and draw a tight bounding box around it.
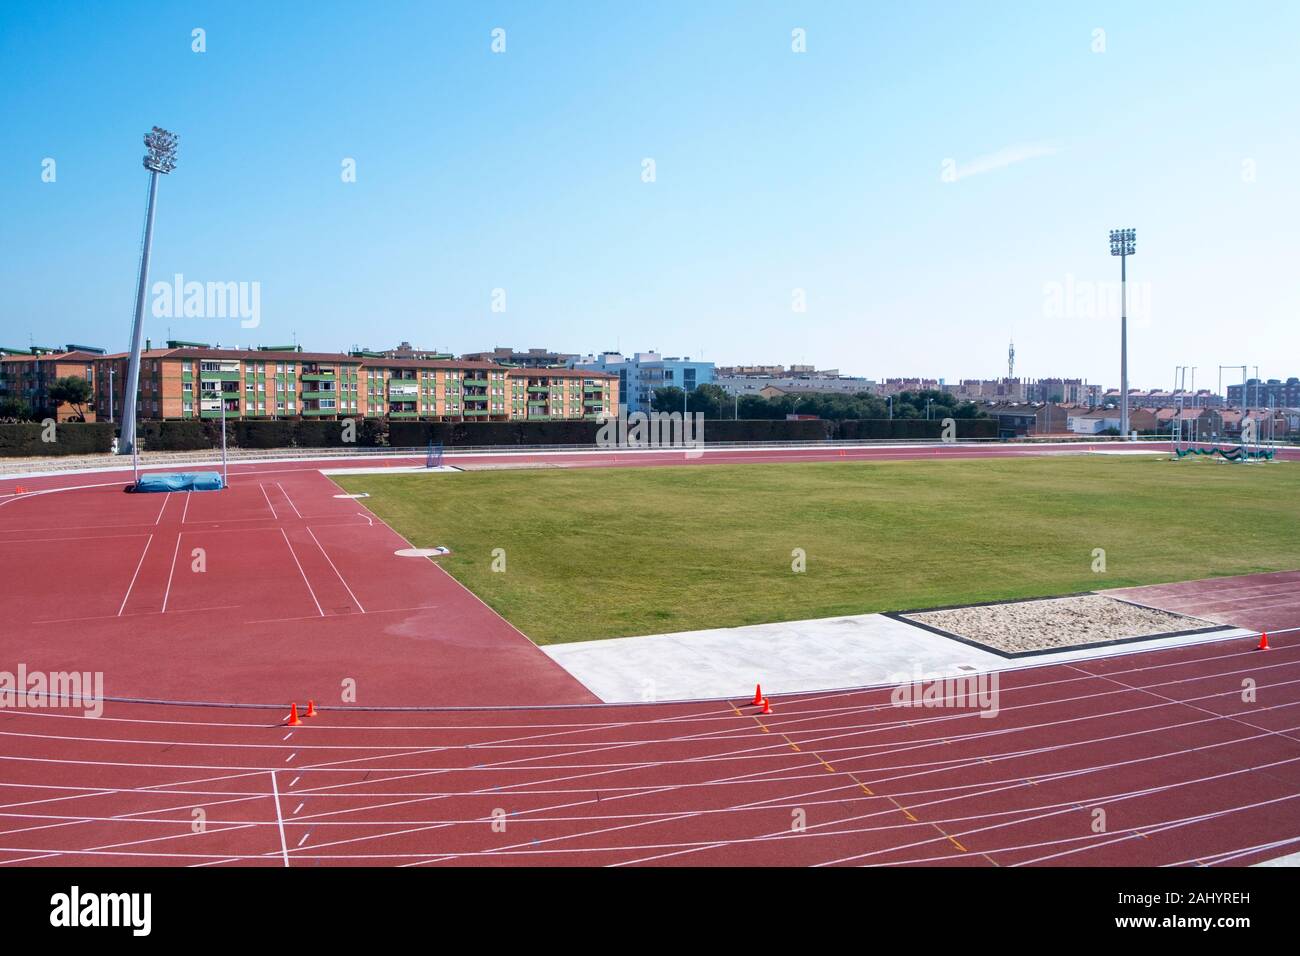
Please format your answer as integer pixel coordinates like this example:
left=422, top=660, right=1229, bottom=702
left=0, top=442, right=1297, bottom=866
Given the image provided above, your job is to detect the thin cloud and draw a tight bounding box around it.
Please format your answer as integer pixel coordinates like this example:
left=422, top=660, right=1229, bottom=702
left=951, top=142, right=1061, bottom=181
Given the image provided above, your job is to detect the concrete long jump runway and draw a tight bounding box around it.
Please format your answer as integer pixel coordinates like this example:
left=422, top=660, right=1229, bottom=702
left=0, top=442, right=1297, bottom=866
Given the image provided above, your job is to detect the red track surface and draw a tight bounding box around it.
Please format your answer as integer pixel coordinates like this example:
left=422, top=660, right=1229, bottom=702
left=1, top=443, right=1297, bottom=866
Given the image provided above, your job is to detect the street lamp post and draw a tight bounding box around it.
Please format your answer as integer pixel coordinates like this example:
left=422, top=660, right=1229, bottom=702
left=1109, top=228, right=1136, bottom=439
left=120, top=126, right=178, bottom=455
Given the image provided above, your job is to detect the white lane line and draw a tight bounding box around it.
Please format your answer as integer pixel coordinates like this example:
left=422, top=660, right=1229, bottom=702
left=117, top=534, right=154, bottom=617
left=259, top=484, right=279, bottom=520
left=180, top=490, right=192, bottom=525
left=276, top=482, right=303, bottom=519
left=160, top=533, right=184, bottom=614
left=305, top=526, right=366, bottom=613
left=0, top=532, right=152, bottom=545
left=270, top=771, right=289, bottom=867
left=279, top=528, right=324, bottom=617
left=154, top=493, right=170, bottom=526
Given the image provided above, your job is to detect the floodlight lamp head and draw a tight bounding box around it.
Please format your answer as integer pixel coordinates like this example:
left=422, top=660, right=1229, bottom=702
left=1109, top=226, right=1136, bottom=257
left=143, top=126, right=178, bottom=174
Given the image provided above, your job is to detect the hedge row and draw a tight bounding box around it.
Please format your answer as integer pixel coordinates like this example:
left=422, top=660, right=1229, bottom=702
left=0, top=416, right=1000, bottom=457
left=834, top=418, right=998, bottom=440
left=137, top=418, right=386, bottom=451
left=0, top=422, right=115, bottom=457
left=390, top=418, right=835, bottom=446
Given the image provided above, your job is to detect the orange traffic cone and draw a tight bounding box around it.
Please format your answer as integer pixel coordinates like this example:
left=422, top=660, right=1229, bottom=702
left=760, top=697, right=772, bottom=715
left=751, top=684, right=763, bottom=706
left=1257, top=632, right=1270, bottom=651
left=305, top=700, right=318, bottom=717
left=286, top=702, right=302, bottom=726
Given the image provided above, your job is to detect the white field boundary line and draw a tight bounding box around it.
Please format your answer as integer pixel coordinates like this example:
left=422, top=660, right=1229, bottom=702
left=5, top=450, right=1297, bottom=715
left=259, top=483, right=278, bottom=520
left=818, top=791, right=1300, bottom=869
left=5, top=695, right=1297, bottom=868
left=0, top=439, right=1226, bottom=483
left=608, top=753, right=1300, bottom=868
left=6, top=665, right=1300, bottom=760
left=117, top=535, right=154, bottom=617
left=1067, top=661, right=1300, bottom=746
left=8, top=750, right=1296, bottom=836
left=304, top=526, right=365, bottom=613
left=0, top=480, right=139, bottom=508
left=389, top=697, right=1300, bottom=867
left=3, top=516, right=374, bottom=538
left=34, top=605, right=242, bottom=626
left=10, top=712, right=1300, bottom=858
left=290, top=712, right=1300, bottom=866
left=7, top=681, right=1297, bottom=832
left=325, top=473, right=552, bottom=650
left=160, top=532, right=184, bottom=614
left=279, top=527, right=324, bottom=617
left=3, top=626, right=1295, bottom=741
left=0, top=532, right=154, bottom=545
left=5, top=671, right=1294, bottom=863
left=2, top=637, right=1296, bottom=738
left=275, top=482, right=304, bottom=519
left=154, top=493, right=169, bottom=525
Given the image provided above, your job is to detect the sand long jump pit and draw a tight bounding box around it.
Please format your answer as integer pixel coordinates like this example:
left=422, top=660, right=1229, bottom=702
left=895, top=593, right=1229, bottom=657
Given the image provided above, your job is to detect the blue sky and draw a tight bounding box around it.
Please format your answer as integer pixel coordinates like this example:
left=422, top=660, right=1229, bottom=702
left=2, top=1, right=1297, bottom=389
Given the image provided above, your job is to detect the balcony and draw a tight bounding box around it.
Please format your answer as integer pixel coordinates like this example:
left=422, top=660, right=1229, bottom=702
left=300, top=372, right=336, bottom=381
left=300, top=390, right=337, bottom=400
left=388, top=411, right=420, bottom=419
left=199, top=371, right=240, bottom=382
left=463, top=375, right=490, bottom=386
left=302, top=407, right=339, bottom=417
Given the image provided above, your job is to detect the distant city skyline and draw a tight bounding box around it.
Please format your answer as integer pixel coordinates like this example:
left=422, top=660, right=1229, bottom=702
left=3, top=2, right=1298, bottom=385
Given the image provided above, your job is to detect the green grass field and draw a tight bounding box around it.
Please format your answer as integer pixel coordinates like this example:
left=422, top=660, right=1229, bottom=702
left=335, top=456, right=1300, bottom=644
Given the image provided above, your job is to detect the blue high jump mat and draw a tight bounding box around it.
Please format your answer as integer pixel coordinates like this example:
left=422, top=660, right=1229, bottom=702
left=131, top=472, right=225, bottom=493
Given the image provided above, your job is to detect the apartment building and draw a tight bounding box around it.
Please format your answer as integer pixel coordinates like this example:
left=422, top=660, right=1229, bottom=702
left=715, top=372, right=876, bottom=398
left=90, top=343, right=617, bottom=423
left=569, top=352, right=714, bottom=413
left=461, top=346, right=579, bottom=368
left=0, top=345, right=105, bottom=420
left=1227, top=378, right=1300, bottom=408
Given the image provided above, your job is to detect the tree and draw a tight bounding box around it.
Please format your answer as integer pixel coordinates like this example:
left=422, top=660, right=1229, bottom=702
left=47, top=376, right=93, bottom=420
left=650, top=386, right=685, bottom=413
left=0, top=398, right=33, bottom=421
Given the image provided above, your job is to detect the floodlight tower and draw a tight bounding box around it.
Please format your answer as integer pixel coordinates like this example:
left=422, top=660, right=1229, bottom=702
left=1109, top=228, right=1136, bottom=438
left=119, top=127, right=178, bottom=455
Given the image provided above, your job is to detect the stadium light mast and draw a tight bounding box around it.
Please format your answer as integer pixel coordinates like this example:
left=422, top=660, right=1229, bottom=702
left=119, top=126, right=178, bottom=455
left=1109, top=228, right=1136, bottom=438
